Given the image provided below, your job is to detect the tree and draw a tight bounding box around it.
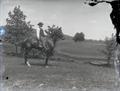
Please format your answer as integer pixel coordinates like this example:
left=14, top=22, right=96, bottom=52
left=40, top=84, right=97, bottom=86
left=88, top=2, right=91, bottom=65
left=5, top=6, right=36, bottom=54
left=42, top=25, right=65, bottom=65
left=101, top=34, right=115, bottom=65
left=73, top=32, right=85, bottom=42
left=45, top=25, right=65, bottom=46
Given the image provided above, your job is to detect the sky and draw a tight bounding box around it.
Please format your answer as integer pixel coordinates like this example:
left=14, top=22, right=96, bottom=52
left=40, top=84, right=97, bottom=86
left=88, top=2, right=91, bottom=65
left=0, top=0, right=115, bottom=40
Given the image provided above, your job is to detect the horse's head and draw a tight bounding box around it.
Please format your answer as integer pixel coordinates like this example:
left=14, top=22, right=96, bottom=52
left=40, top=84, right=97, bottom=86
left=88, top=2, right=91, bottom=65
left=57, top=27, right=65, bottom=40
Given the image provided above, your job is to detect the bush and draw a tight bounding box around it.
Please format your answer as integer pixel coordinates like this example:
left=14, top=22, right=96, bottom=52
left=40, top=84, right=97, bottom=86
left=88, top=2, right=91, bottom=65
left=101, top=35, right=116, bottom=65
left=73, top=32, right=85, bottom=42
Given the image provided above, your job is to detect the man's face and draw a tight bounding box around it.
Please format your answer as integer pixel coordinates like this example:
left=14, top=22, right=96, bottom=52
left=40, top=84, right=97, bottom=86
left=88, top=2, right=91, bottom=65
left=40, top=24, right=43, bottom=28
left=38, top=23, right=43, bottom=28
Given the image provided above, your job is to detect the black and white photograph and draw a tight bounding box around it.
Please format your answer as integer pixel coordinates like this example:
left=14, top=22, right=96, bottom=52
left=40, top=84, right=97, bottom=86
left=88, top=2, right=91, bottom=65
left=0, top=0, right=120, bottom=91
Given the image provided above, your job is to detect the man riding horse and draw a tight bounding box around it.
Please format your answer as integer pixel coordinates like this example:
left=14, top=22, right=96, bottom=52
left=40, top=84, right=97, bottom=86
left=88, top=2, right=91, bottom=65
left=20, top=22, right=45, bottom=67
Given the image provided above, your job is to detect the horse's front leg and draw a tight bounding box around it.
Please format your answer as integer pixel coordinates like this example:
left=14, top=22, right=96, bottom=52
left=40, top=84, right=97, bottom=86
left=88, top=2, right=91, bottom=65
left=24, top=49, right=31, bottom=67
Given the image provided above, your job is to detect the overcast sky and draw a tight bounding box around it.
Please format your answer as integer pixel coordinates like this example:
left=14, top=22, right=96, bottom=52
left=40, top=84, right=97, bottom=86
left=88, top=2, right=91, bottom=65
left=0, top=0, right=115, bottom=40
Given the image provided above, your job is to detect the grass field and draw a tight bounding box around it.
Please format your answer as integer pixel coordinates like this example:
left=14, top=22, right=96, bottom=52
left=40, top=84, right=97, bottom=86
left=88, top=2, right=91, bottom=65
left=56, top=39, right=106, bottom=59
left=3, top=37, right=117, bottom=90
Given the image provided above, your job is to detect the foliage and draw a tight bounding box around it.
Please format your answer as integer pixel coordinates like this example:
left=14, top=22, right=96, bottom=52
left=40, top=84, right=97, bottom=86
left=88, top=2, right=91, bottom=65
left=45, top=25, right=65, bottom=46
left=73, top=32, right=85, bottom=42
left=5, top=6, right=36, bottom=54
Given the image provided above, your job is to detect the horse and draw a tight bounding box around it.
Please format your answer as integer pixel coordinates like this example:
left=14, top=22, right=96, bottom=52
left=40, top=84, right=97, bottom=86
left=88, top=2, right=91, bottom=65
left=20, top=24, right=65, bottom=67
left=20, top=36, right=54, bottom=67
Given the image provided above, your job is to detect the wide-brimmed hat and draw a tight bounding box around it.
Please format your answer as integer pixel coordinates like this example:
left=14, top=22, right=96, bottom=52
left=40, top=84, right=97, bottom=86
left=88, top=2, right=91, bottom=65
left=38, top=22, right=44, bottom=26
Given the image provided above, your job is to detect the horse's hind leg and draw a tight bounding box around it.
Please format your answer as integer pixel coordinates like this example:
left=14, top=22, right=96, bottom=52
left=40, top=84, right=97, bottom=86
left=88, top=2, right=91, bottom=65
left=24, top=50, right=28, bottom=64
left=24, top=49, right=31, bottom=67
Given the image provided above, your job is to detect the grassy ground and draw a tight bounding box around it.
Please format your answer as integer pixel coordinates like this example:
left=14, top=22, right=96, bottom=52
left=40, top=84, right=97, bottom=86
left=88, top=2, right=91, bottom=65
left=2, top=38, right=117, bottom=90
left=56, top=39, right=105, bottom=58
left=4, top=56, right=116, bottom=89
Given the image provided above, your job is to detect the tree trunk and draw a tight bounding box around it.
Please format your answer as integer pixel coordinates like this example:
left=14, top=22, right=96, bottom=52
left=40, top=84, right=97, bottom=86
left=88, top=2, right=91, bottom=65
left=20, top=47, right=23, bottom=54
left=53, top=39, right=57, bottom=47
left=107, top=56, right=111, bottom=66
left=45, top=57, right=49, bottom=66
left=32, top=51, right=35, bottom=57
left=15, top=44, right=18, bottom=55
